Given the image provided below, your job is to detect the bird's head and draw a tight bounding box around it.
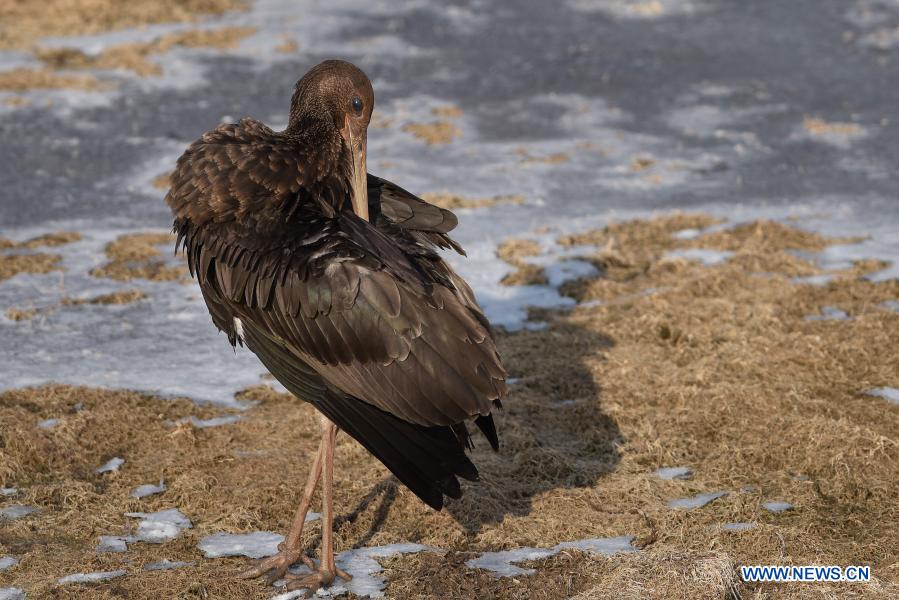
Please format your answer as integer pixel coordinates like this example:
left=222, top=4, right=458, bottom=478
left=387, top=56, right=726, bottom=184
left=288, top=59, right=374, bottom=221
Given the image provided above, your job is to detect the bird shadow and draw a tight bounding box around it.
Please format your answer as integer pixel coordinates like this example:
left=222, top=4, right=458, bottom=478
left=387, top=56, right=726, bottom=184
left=323, top=316, right=621, bottom=543
left=445, top=318, right=621, bottom=533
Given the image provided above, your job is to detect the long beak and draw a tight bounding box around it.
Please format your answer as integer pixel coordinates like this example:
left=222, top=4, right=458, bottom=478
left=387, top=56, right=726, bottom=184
left=344, top=118, right=369, bottom=222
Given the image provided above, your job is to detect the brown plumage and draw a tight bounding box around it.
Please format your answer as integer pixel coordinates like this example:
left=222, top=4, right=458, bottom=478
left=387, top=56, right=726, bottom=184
left=165, top=59, right=507, bottom=590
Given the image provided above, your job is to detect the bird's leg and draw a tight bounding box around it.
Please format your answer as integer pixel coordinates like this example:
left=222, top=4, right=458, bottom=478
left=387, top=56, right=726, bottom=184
left=284, top=416, right=352, bottom=592
left=238, top=432, right=325, bottom=584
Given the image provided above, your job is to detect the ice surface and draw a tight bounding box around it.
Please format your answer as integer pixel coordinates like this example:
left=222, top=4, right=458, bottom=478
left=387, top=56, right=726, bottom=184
left=198, top=531, right=285, bottom=559
left=664, top=248, right=734, bottom=266
left=37, top=418, right=60, bottom=429
left=668, top=491, right=728, bottom=510
left=866, top=387, right=899, bottom=405
left=98, top=536, right=129, bottom=553
left=655, top=466, right=693, bottom=480
left=95, top=457, right=125, bottom=473
left=805, top=306, right=850, bottom=321
left=762, top=501, right=794, bottom=513
left=58, top=570, right=127, bottom=585
left=144, top=559, right=194, bottom=571
left=0, top=588, right=25, bottom=600
left=466, top=536, right=636, bottom=577
left=792, top=274, right=834, bottom=286
left=183, top=415, right=242, bottom=428
left=131, top=480, right=166, bottom=499
left=721, top=522, right=756, bottom=531
left=125, top=508, right=192, bottom=543
left=0, top=488, right=16, bottom=497
left=0, top=505, right=38, bottom=521
left=0, top=557, right=17, bottom=571
left=567, top=0, right=709, bottom=20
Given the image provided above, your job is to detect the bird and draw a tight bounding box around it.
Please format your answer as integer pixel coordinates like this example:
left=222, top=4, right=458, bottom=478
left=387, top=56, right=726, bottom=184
left=164, top=59, right=507, bottom=592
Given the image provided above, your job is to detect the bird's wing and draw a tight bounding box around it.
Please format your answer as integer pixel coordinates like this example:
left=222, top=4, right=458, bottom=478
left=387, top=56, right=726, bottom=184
left=178, top=212, right=506, bottom=428
left=367, top=174, right=465, bottom=255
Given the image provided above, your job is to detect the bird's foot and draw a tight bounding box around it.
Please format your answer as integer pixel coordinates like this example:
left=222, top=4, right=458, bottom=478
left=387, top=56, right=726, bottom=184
left=238, top=545, right=315, bottom=585
left=284, top=564, right=353, bottom=594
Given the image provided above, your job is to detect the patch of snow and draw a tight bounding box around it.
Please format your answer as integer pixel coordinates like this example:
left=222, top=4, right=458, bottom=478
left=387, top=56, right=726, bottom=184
left=655, top=466, right=693, bottom=480
left=668, top=491, right=728, bottom=510
left=0, top=505, right=38, bottom=521
left=144, top=559, right=194, bottom=571
left=284, top=543, right=440, bottom=598
left=466, top=536, right=636, bottom=577
left=566, top=0, right=709, bottom=20
left=663, top=248, right=733, bottom=266
left=721, top=522, right=756, bottom=531
left=762, top=501, right=793, bottom=513
left=879, top=300, right=899, bottom=312
left=97, top=536, right=129, bottom=553
left=866, top=387, right=899, bottom=405
left=198, top=531, right=284, bottom=559
left=37, top=418, right=60, bottom=429
left=0, top=557, right=17, bottom=571
left=792, top=274, right=834, bottom=286
left=804, top=306, right=850, bottom=321
left=125, top=508, right=192, bottom=543
left=183, top=415, right=242, bottom=428
left=58, top=570, right=127, bottom=585
left=0, top=488, right=17, bottom=497
left=95, top=457, right=125, bottom=473
left=0, top=588, right=25, bottom=600
left=131, top=479, right=166, bottom=499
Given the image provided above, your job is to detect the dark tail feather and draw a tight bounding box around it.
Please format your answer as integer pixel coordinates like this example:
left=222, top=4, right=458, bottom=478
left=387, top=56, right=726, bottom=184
left=314, top=390, right=479, bottom=510
left=474, top=414, right=499, bottom=451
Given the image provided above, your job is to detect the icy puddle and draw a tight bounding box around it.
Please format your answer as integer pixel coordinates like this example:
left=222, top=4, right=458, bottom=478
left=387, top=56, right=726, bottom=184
left=98, top=508, right=192, bottom=553
left=668, top=491, right=728, bottom=510
left=466, top=536, right=637, bottom=578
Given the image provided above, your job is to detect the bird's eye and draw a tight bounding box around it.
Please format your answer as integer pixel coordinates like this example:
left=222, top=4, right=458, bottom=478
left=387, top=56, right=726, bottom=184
left=351, top=97, right=363, bottom=114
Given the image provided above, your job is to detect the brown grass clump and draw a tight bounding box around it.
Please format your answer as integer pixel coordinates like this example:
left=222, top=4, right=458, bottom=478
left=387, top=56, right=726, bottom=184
left=0, top=0, right=247, bottom=50
left=497, top=238, right=548, bottom=286
left=0, top=253, right=62, bottom=281
left=275, top=37, right=298, bottom=53
left=63, top=288, right=147, bottom=306
left=4, top=307, right=40, bottom=321
left=516, top=147, right=571, bottom=164
left=36, top=27, right=256, bottom=78
left=803, top=117, right=863, bottom=138
left=151, top=171, right=172, bottom=191
left=401, top=121, right=460, bottom=144
left=3, top=214, right=898, bottom=598
left=0, top=231, right=82, bottom=250
left=431, top=105, right=462, bottom=118
left=0, top=68, right=104, bottom=91
left=420, top=192, right=525, bottom=211
left=89, top=232, right=186, bottom=282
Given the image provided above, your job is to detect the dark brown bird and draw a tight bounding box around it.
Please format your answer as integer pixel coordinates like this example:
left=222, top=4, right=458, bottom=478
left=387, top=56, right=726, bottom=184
left=165, top=59, right=507, bottom=591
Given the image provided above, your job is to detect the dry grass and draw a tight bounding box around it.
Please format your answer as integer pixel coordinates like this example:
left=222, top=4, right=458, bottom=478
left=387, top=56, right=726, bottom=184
left=0, top=253, right=62, bottom=281
left=431, top=105, right=462, bottom=118
left=36, top=27, right=256, bottom=78
left=89, top=232, right=186, bottom=282
left=401, top=121, right=460, bottom=145
left=151, top=172, right=172, bottom=191
left=63, top=289, right=148, bottom=306
left=0, top=68, right=104, bottom=91
left=497, top=238, right=548, bottom=286
left=2, top=215, right=898, bottom=598
left=803, top=117, right=863, bottom=138
left=0, top=0, right=246, bottom=50
left=420, top=192, right=525, bottom=211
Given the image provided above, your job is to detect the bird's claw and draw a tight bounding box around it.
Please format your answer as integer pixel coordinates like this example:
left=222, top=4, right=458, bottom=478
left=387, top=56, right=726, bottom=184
left=284, top=565, right=352, bottom=593
left=238, top=548, right=308, bottom=585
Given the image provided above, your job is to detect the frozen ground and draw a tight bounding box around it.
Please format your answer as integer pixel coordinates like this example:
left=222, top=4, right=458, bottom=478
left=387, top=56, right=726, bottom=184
left=1, top=0, right=898, bottom=597
left=1, top=0, right=898, bottom=408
